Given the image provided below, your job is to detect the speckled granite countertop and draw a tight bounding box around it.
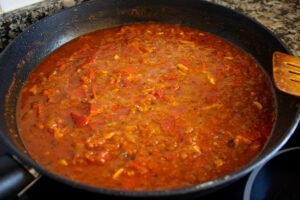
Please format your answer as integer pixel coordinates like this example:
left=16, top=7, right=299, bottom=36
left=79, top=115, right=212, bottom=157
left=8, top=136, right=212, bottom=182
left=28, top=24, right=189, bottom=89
left=0, top=0, right=299, bottom=55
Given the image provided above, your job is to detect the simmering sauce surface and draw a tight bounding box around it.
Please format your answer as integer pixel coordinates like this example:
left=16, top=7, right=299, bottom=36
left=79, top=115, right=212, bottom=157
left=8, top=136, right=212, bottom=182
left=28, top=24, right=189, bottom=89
left=17, top=24, right=275, bottom=190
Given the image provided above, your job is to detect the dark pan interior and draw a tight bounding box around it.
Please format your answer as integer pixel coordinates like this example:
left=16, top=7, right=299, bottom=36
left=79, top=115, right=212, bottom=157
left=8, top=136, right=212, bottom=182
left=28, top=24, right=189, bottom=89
left=0, top=0, right=299, bottom=197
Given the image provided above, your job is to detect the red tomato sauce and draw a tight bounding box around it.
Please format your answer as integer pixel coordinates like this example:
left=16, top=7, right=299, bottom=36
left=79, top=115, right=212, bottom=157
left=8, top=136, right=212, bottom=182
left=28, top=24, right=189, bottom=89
left=17, top=24, right=275, bottom=190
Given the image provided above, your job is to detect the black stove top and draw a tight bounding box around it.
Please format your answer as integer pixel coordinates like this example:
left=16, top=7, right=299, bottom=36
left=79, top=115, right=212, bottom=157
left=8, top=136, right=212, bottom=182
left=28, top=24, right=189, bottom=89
left=1, top=128, right=299, bottom=200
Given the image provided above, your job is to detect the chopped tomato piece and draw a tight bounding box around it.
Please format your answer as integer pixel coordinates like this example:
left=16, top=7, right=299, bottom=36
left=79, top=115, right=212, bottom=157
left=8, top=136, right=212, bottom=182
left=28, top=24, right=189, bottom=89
left=178, top=58, right=192, bottom=68
left=70, top=112, right=89, bottom=127
left=89, top=102, right=102, bottom=115
left=162, top=73, right=177, bottom=81
left=84, top=51, right=97, bottom=66
left=71, top=87, right=88, bottom=99
left=224, top=65, right=240, bottom=71
left=90, top=84, right=97, bottom=98
left=37, top=103, right=44, bottom=119
left=160, top=117, right=176, bottom=134
left=80, top=76, right=90, bottom=84
left=89, top=70, right=96, bottom=80
left=198, top=59, right=206, bottom=73
left=164, top=152, right=177, bottom=161
left=118, top=66, right=137, bottom=74
left=124, top=42, right=142, bottom=57
left=154, top=89, right=164, bottom=99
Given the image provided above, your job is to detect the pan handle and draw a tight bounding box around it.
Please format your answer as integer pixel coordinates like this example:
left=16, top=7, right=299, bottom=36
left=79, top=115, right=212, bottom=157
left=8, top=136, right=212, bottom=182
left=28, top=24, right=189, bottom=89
left=0, top=154, right=40, bottom=199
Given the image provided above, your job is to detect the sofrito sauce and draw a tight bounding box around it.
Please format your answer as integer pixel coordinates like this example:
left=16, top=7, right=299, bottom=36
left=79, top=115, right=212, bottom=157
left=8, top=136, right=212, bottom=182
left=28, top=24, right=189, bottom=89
left=17, top=24, right=275, bottom=190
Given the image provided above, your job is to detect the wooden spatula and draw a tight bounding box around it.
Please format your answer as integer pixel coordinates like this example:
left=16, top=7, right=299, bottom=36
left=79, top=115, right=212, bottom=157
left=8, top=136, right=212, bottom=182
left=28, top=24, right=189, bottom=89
left=273, top=52, right=300, bottom=97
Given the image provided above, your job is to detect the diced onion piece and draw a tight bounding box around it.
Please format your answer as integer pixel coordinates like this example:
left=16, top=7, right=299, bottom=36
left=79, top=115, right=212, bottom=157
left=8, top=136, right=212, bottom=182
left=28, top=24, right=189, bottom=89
left=192, top=145, right=201, bottom=153
left=59, top=159, right=68, bottom=166
left=114, top=54, right=120, bottom=60
left=253, top=101, right=263, bottom=110
left=201, top=103, right=223, bottom=110
left=207, top=74, right=215, bottom=85
left=214, top=159, right=223, bottom=167
left=185, top=127, right=194, bottom=134
left=29, top=85, right=38, bottom=95
left=235, top=135, right=252, bottom=145
left=177, top=63, right=189, bottom=71
left=179, top=40, right=195, bottom=46
left=113, top=168, right=124, bottom=179
left=54, top=128, right=64, bottom=139
left=105, top=132, right=116, bottom=139
left=127, top=170, right=135, bottom=176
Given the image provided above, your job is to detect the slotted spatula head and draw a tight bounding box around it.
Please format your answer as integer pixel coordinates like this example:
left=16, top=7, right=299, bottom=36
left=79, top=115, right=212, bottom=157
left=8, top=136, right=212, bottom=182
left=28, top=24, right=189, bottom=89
left=273, top=52, right=300, bottom=97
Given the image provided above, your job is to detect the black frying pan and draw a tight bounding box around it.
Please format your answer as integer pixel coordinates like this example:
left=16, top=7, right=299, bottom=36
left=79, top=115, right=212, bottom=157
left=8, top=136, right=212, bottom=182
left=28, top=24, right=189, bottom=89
left=0, top=0, right=299, bottom=199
